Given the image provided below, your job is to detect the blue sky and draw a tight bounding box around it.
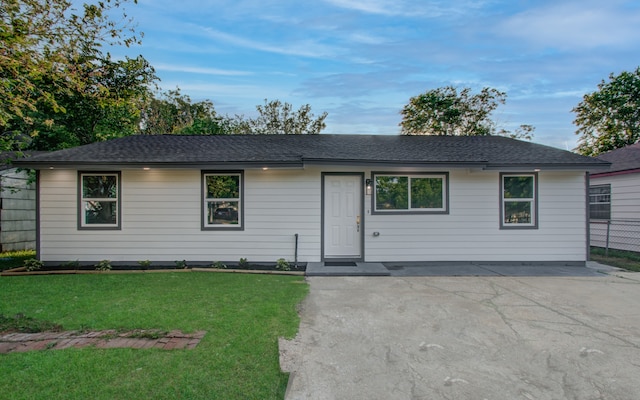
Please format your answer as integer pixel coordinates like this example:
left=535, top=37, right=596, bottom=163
left=111, top=0, right=640, bottom=150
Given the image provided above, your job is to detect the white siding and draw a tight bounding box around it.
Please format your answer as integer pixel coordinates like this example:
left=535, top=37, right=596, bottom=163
left=39, top=168, right=321, bottom=263
left=364, top=170, right=587, bottom=262
left=38, top=167, right=588, bottom=263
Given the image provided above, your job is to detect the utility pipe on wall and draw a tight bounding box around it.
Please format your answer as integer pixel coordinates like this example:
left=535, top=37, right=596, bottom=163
left=294, top=233, right=299, bottom=268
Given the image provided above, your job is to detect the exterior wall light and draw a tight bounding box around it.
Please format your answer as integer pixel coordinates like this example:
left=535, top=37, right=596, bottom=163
left=365, top=178, right=372, bottom=195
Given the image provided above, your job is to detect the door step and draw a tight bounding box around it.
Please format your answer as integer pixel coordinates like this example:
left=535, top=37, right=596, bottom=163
left=323, top=261, right=358, bottom=267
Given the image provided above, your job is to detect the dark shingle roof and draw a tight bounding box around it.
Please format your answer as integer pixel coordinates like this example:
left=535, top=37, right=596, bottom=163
left=14, top=134, right=608, bottom=170
left=593, top=143, right=640, bottom=174
left=0, top=151, right=48, bottom=171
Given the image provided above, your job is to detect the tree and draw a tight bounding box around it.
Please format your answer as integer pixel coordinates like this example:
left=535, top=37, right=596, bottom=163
left=28, top=55, right=157, bottom=150
left=139, top=89, right=226, bottom=135
left=573, top=67, right=640, bottom=156
left=399, top=86, right=534, bottom=139
left=236, top=99, right=328, bottom=135
left=1, top=0, right=147, bottom=150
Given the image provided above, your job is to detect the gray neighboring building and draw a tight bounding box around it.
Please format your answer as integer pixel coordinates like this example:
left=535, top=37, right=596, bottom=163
left=589, top=143, right=640, bottom=252
left=0, top=152, right=40, bottom=252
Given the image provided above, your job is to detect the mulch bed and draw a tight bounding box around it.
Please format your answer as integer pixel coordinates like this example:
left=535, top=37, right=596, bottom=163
left=1, top=263, right=306, bottom=276
left=0, top=329, right=206, bottom=354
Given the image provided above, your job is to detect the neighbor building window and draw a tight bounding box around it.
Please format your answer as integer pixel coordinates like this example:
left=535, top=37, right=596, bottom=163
left=501, top=173, right=537, bottom=229
left=373, top=173, right=448, bottom=214
left=79, top=172, right=121, bottom=229
left=202, top=171, right=243, bottom=230
left=589, top=184, right=611, bottom=220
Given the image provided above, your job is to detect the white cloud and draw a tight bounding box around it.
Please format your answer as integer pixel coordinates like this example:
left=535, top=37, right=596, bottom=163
left=323, top=0, right=412, bottom=16
left=497, top=3, right=640, bottom=50
left=199, top=27, right=342, bottom=59
left=154, top=64, right=251, bottom=76
left=322, top=0, right=492, bottom=18
left=347, top=32, right=390, bottom=45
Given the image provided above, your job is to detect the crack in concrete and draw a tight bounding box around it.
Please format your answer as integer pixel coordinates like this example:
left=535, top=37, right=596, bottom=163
left=487, top=277, right=640, bottom=349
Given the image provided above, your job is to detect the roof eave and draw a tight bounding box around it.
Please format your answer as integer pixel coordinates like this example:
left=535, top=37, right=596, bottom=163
left=590, top=167, right=640, bottom=178
left=302, top=158, right=489, bottom=168
left=14, top=160, right=305, bottom=170
left=483, top=162, right=611, bottom=171
left=15, top=159, right=609, bottom=172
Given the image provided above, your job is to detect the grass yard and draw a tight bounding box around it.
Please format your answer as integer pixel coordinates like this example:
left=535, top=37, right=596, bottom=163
left=590, top=247, right=640, bottom=272
left=0, top=272, right=308, bottom=399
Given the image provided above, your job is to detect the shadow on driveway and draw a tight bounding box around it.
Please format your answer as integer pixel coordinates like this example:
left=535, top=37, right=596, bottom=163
left=384, top=261, right=616, bottom=277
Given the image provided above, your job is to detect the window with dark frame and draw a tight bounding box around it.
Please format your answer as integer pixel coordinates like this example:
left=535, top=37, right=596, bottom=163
left=501, top=173, right=537, bottom=228
left=203, top=172, right=242, bottom=229
left=79, top=172, right=120, bottom=229
left=589, top=184, right=611, bottom=220
left=373, top=173, right=447, bottom=213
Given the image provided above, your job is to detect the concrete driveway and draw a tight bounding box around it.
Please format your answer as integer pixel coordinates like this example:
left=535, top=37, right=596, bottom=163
left=280, top=268, right=640, bottom=399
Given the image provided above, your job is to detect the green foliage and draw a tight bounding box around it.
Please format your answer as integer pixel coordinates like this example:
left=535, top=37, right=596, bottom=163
left=376, top=176, right=408, bottom=209
left=25, top=56, right=157, bottom=151
left=138, top=260, right=152, bottom=269
left=238, top=257, right=249, bottom=269
left=139, top=89, right=226, bottom=135
left=400, top=86, right=534, bottom=139
left=23, top=258, right=44, bottom=272
left=1, top=0, right=155, bottom=151
left=212, top=261, right=227, bottom=269
left=0, top=250, right=36, bottom=271
left=573, top=67, right=640, bottom=156
left=0, top=273, right=308, bottom=398
left=376, top=175, right=445, bottom=210
left=232, top=99, right=328, bottom=135
left=0, top=313, right=62, bottom=333
left=276, top=258, right=291, bottom=271
left=175, top=260, right=188, bottom=269
left=61, top=260, right=81, bottom=269
left=95, top=260, right=112, bottom=271
left=410, top=177, right=443, bottom=208
left=205, top=175, right=239, bottom=198
left=503, top=176, right=534, bottom=198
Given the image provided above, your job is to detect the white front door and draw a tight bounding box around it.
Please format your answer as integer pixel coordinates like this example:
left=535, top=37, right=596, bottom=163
left=323, top=174, right=362, bottom=259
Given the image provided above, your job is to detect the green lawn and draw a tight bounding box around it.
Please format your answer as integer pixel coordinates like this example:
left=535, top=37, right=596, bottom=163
left=0, top=272, right=308, bottom=399
left=591, top=247, right=640, bottom=272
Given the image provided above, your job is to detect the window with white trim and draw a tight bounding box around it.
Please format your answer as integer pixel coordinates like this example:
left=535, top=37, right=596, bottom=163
left=203, top=172, right=243, bottom=229
left=373, top=173, right=448, bottom=213
left=589, top=184, right=611, bottom=220
left=501, top=173, right=537, bottom=228
left=79, top=172, right=120, bottom=229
